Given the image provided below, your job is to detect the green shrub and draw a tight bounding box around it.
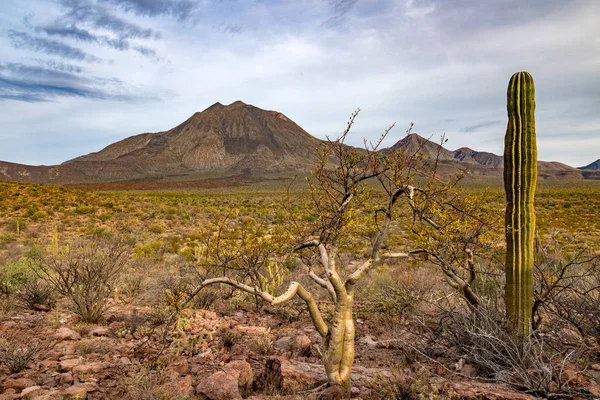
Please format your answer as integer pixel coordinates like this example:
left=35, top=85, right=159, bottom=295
left=0, top=258, right=30, bottom=297
left=361, top=270, right=422, bottom=318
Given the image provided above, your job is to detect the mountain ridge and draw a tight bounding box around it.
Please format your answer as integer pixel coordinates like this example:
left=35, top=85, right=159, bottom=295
left=1, top=103, right=598, bottom=184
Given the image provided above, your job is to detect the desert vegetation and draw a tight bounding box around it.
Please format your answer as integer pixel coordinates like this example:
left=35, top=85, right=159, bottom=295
left=1, top=77, right=600, bottom=399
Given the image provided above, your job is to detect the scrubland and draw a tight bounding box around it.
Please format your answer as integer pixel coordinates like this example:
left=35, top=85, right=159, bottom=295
left=1, top=178, right=600, bottom=399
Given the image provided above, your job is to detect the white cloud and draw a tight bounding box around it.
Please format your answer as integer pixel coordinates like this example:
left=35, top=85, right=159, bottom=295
left=0, top=0, right=598, bottom=168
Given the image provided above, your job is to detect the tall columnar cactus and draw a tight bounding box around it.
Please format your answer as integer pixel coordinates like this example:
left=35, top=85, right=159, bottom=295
left=504, top=71, right=537, bottom=338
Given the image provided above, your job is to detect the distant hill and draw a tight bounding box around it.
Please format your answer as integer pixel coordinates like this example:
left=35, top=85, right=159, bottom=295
left=388, top=134, right=600, bottom=181
left=579, top=159, right=600, bottom=171
left=1, top=105, right=599, bottom=185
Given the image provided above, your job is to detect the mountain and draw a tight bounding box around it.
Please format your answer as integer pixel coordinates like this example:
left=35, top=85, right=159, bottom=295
left=388, top=134, right=600, bottom=181
left=579, top=159, right=600, bottom=171
left=1, top=106, right=599, bottom=185
left=0, top=101, right=321, bottom=184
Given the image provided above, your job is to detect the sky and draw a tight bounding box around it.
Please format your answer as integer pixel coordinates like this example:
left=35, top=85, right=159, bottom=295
left=0, top=0, right=598, bottom=168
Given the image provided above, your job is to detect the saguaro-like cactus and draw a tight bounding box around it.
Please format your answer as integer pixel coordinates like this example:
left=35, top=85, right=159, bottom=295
left=504, top=71, right=537, bottom=337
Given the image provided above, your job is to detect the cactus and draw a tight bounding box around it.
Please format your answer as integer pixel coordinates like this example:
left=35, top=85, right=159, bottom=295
left=504, top=71, right=537, bottom=338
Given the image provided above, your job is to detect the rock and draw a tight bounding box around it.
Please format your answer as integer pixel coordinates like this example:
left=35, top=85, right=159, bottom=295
left=443, top=381, right=542, bottom=400
left=90, top=327, right=110, bottom=337
left=160, top=375, right=194, bottom=399
left=54, top=342, right=77, bottom=356
left=224, top=360, right=253, bottom=392
left=59, top=385, right=87, bottom=399
left=263, top=356, right=322, bottom=393
left=3, top=378, right=36, bottom=391
left=358, top=335, right=378, bottom=348
left=161, top=355, right=189, bottom=375
left=591, top=364, right=600, bottom=372
left=293, top=334, right=312, bottom=357
left=57, top=372, right=74, bottom=385
left=273, top=336, right=292, bottom=352
left=560, top=363, right=587, bottom=387
left=32, top=304, right=51, bottom=312
left=233, top=325, right=268, bottom=336
left=58, top=358, right=82, bottom=372
left=72, top=362, right=107, bottom=380
left=196, top=371, right=242, bottom=400
left=0, top=390, right=18, bottom=400
left=318, top=385, right=349, bottom=400
left=20, top=386, right=43, bottom=399
left=54, top=328, right=81, bottom=341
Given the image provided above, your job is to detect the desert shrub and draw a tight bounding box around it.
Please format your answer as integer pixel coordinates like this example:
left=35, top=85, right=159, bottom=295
left=118, top=258, right=156, bottom=299
left=148, top=224, right=164, bottom=234
left=374, top=369, right=447, bottom=400
left=220, top=327, right=241, bottom=350
left=253, top=328, right=274, bottom=355
left=30, top=210, right=48, bottom=221
left=0, top=258, right=29, bottom=297
left=134, top=239, right=164, bottom=258
left=189, top=287, right=220, bottom=310
left=123, top=309, right=151, bottom=335
left=437, top=304, right=583, bottom=397
left=118, top=366, right=189, bottom=400
left=532, top=238, right=600, bottom=336
left=0, top=233, right=17, bottom=244
left=72, top=205, right=95, bottom=215
left=16, top=278, right=55, bottom=310
left=31, top=238, right=131, bottom=323
left=5, top=218, right=26, bottom=234
left=359, top=269, right=423, bottom=320
left=0, top=334, right=41, bottom=373
left=73, top=323, right=95, bottom=337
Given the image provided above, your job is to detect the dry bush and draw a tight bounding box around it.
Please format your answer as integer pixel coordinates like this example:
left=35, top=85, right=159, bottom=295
left=16, top=278, right=55, bottom=310
left=0, top=334, right=41, bottom=373
left=358, top=267, right=425, bottom=323
left=532, top=237, right=600, bottom=337
left=118, top=366, right=188, bottom=400
left=436, top=304, right=583, bottom=398
left=31, top=237, right=131, bottom=323
left=373, top=368, right=448, bottom=400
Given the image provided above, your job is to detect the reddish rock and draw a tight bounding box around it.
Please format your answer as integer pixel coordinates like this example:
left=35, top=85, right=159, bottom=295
left=54, top=328, right=81, bottom=341
left=263, top=356, right=320, bottom=393
left=3, top=378, right=36, bottom=392
left=20, top=386, right=43, bottom=399
left=72, top=362, right=108, bottom=380
left=59, top=385, right=87, bottom=399
left=90, top=327, right=110, bottom=337
left=58, top=358, right=82, bottom=372
left=233, top=325, right=268, bottom=336
left=560, top=363, right=587, bottom=387
left=319, top=385, right=349, bottom=400
left=0, top=389, right=18, bottom=400
left=54, top=342, right=78, bottom=356
left=224, top=360, right=253, bottom=392
left=292, top=334, right=312, bottom=357
left=165, top=355, right=189, bottom=375
left=160, top=375, right=194, bottom=398
left=58, top=372, right=74, bottom=385
left=196, top=371, right=242, bottom=400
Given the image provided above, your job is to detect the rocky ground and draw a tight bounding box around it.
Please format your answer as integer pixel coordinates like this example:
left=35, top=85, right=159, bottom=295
left=4, top=297, right=600, bottom=400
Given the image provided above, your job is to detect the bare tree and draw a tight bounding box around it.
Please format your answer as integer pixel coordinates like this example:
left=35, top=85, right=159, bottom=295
left=177, top=111, right=487, bottom=391
left=31, top=238, right=130, bottom=323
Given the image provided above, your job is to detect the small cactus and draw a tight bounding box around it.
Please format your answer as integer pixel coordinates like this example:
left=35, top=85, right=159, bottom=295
left=504, top=71, right=537, bottom=337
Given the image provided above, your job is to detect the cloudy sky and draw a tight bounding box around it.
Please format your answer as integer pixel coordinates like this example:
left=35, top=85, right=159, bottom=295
left=0, top=0, right=598, bottom=167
